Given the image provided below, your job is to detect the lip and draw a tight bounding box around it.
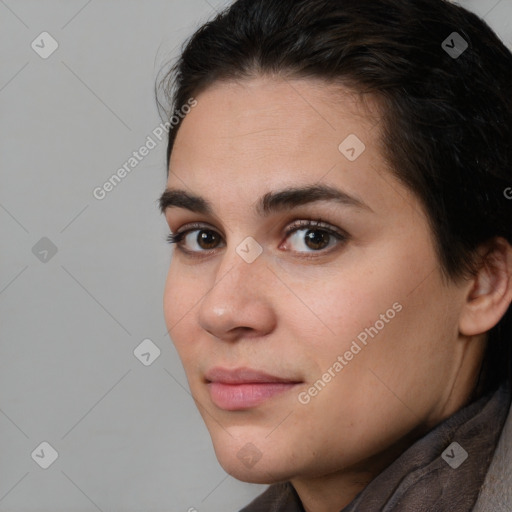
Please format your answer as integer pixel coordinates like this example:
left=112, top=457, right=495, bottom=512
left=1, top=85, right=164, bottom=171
left=205, top=367, right=302, bottom=410
left=205, top=366, right=300, bottom=384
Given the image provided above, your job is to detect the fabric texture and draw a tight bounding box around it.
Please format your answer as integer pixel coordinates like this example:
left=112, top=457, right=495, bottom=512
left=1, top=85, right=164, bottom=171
left=239, top=381, right=511, bottom=512
left=473, top=387, right=512, bottom=512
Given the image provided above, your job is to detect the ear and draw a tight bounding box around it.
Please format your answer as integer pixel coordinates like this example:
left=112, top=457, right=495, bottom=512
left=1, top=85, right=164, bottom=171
left=459, top=237, right=512, bottom=336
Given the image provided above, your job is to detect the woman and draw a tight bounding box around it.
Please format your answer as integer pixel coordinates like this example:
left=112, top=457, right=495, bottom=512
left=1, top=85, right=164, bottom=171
left=157, top=0, right=512, bottom=510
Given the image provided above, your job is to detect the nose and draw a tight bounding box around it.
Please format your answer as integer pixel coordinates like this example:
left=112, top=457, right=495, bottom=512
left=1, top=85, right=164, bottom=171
left=197, top=243, right=277, bottom=342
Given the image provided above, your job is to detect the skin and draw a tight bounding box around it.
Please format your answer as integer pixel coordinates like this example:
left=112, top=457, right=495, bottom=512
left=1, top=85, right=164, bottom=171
left=161, top=76, right=512, bottom=512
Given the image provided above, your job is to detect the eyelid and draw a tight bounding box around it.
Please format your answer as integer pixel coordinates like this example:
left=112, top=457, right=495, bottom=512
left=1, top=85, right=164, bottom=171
left=284, top=218, right=346, bottom=237
left=170, top=218, right=343, bottom=237
left=167, top=218, right=348, bottom=257
left=170, top=221, right=218, bottom=237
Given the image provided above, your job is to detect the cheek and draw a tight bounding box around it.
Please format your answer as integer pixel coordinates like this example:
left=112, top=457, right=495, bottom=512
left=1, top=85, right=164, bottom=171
left=163, top=264, right=178, bottom=326
left=289, top=236, right=455, bottom=388
left=163, top=262, right=200, bottom=358
left=280, top=258, right=405, bottom=360
left=304, top=264, right=458, bottom=434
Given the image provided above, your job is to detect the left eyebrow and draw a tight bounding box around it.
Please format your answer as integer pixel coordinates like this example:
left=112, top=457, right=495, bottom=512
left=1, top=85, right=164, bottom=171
left=159, top=183, right=373, bottom=217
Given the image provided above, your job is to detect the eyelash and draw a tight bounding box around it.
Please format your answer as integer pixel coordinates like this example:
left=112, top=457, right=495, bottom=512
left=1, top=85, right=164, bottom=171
left=166, top=219, right=348, bottom=259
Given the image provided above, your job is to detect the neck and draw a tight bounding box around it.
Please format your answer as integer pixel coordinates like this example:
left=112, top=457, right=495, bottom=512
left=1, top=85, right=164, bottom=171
left=291, top=472, right=369, bottom=512
left=290, top=423, right=429, bottom=512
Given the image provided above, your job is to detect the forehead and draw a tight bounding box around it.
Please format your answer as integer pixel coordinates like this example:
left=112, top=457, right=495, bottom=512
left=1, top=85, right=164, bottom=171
left=173, top=77, right=378, bottom=148
left=166, top=76, right=412, bottom=219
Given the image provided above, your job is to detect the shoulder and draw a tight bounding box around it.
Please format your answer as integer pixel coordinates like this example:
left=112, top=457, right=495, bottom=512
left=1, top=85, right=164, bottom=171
left=473, top=399, right=512, bottom=511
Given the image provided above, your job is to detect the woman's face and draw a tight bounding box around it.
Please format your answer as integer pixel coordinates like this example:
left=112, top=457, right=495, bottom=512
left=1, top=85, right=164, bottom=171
left=161, top=76, right=476, bottom=484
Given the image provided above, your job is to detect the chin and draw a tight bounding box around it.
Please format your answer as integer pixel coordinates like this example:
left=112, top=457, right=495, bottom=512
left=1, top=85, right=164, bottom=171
left=208, top=431, right=295, bottom=484
left=216, top=450, right=290, bottom=484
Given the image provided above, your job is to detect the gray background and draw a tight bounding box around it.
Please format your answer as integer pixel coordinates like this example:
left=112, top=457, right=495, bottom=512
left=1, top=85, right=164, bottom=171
left=1, top=1, right=511, bottom=511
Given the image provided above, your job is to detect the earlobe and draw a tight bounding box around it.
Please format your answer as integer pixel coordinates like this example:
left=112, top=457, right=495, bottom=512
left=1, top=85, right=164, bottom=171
left=459, top=237, right=512, bottom=337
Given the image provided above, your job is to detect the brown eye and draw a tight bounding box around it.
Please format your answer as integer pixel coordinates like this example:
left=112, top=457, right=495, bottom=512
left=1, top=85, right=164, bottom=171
left=166, top=226, right=225, bottom=254
left=303, top=229, right=331, bottom=251
left=166, top=219, right=347, bottom=257
left=196, top=230, right=221, bottom=250
left=283, top=220, right=347, bottom=255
